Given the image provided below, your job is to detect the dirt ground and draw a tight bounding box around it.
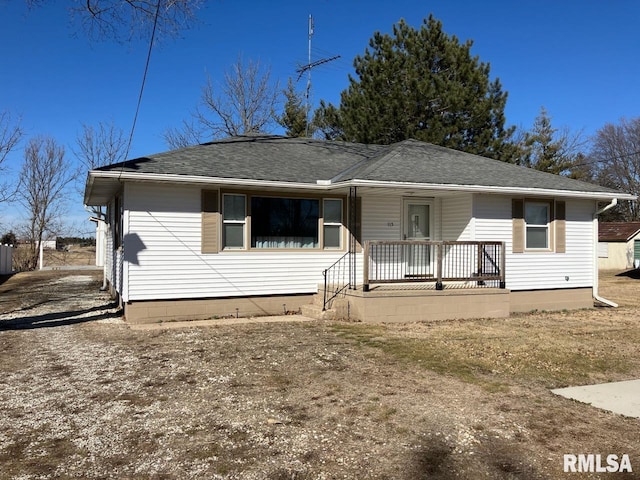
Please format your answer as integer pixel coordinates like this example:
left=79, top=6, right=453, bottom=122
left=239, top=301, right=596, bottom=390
left=0, top=270, right=639, bottom=479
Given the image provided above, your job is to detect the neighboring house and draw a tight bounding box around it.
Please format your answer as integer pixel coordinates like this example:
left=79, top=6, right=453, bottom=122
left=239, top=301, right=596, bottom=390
left=83, top=135, right=635, bottom=323
left=598, top=222, right=640, bottom=270
left=41, top=239, right=57, bottom=250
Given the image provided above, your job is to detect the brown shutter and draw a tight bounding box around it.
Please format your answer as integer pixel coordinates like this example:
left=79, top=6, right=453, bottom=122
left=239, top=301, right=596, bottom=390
left=201, top=190, right=220, bottom=254
left=555, top=200, right=566, bottom=253
left=512, top=199, right=524, bottom=254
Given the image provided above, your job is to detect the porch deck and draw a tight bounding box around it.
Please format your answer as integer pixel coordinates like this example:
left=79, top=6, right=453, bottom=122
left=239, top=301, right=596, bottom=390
left=321, top=240, right=508, bottom=321
left=318, top=282, right=511, bottom=323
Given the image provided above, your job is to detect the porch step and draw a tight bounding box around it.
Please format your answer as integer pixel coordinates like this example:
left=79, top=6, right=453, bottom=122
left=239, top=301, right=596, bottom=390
left=300, top=303, right=326, bottom=320
left=301, top=297, right=353, bottom=321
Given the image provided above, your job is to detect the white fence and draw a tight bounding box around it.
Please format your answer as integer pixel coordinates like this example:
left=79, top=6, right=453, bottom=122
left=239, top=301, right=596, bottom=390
left=0, top=244, right=14, bottom=274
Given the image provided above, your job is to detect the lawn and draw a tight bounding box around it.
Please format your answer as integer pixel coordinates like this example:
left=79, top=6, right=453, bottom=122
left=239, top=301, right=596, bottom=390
left=0, top=269, right=638, bottom=479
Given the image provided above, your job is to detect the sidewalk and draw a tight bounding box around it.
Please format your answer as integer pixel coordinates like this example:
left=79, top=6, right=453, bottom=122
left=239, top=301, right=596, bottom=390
left=552, top=379, right=640, bottom=419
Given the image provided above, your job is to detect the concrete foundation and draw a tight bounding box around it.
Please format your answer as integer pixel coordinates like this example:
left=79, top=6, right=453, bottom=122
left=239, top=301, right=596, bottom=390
left=509, top=287, right=593, bottom=313
left=124, top=294, right=314, bottom=324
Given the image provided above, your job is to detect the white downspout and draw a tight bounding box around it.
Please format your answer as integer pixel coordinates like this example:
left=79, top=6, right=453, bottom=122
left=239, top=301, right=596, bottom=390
left=593, top=198, right=618, bottom=307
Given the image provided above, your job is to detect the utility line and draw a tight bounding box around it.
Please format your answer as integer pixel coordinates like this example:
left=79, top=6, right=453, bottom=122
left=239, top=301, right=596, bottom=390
left=120, top=0, right=161, bottom=178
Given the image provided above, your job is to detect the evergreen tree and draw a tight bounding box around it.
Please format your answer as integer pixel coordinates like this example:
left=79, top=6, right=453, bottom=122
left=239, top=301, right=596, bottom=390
left=522, top=107, right=584, bottom=176
left=278, top=79, right=310, bottom=137
left=315, top=15, right=516, bottom=160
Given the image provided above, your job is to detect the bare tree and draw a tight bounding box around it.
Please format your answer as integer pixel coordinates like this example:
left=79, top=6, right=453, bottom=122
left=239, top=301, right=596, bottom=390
left=75, top=121, right=127, bottom=219
left=0, top=110, right=24, bottom=203
left=164, top=57, right=281, bottom=148
left=76, top=121, right=127, bottom=171
left=17, top=136, right=76, bottom=270
left=25, top=0, right=203, bottom=42
left=591, top=117, right=640, bottom=221
left=163, top=119, right=205, bottom=150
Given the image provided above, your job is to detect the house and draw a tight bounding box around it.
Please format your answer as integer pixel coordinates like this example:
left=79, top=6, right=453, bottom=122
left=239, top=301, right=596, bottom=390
left=83, top=135, right=636, bottom=323
left=598, top=222, right=640, bottom=270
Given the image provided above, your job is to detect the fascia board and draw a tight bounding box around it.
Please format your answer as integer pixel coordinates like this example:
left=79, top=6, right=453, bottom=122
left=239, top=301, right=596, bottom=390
left=88, top=170, right=329, bottom=191
left=334, top=179, right=637, bottom=201
left=88, top=170, right=637, bottom=202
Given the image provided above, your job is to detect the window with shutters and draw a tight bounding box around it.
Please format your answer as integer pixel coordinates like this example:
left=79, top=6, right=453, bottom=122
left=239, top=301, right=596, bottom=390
left=512, top=198, right=565, bottom=254
left=207, top=191, right=350, bottom=251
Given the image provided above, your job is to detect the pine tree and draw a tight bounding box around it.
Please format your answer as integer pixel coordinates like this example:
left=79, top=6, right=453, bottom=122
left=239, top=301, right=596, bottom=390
left=278, top=79, right=310, bottom=137
left=522, top=107, right=582, bottom=176
left=315, top=15, right=516, bottom=160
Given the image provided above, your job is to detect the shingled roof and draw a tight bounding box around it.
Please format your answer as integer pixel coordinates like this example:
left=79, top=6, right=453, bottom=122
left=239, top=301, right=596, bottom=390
left=87, top=135, right=631, bottom=205
left=598, top=222, right=640, bottom=242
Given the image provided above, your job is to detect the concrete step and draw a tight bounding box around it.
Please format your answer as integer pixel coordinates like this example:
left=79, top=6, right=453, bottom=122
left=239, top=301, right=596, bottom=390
left=302, top=297, right=355, bottom=322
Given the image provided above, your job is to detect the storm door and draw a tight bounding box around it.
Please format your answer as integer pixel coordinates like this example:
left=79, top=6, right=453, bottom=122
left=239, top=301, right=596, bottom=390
left=403, top=200, right=433, bottom=278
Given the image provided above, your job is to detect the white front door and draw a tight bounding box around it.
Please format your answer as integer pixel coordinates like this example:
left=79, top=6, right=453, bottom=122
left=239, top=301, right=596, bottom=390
left=403, top=200, right=433, bottom=277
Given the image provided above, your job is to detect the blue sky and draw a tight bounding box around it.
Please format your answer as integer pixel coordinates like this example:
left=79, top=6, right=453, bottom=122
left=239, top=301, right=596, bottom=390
left=1, top=0, right=639, bottom=234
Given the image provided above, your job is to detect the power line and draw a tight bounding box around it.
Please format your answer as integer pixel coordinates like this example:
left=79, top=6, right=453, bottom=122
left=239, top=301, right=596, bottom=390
left=121, top=0, right=161, bottom=174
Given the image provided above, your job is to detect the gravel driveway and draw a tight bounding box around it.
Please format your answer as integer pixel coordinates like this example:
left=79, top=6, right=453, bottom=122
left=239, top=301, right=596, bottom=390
left=1, top=270, right=639, bottom=479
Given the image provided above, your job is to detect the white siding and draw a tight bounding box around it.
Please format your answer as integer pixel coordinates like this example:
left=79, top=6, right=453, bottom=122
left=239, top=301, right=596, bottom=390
left=362, top=194, right=455, bottom=242
left=0, top=245, right=14, bottom=274
left=474, top=194, right=595, bottom=290
left=361, top=195, right=402, bottom=241
left=124, top=184, right=348, bottom=301
left=441, top=194, right=473, bottom=241
left=104, top=199, right=115, bottom=287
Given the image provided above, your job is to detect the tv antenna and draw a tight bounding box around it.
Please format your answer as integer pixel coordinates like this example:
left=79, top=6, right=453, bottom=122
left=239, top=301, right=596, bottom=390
left=295, top=14, right=340, bottom=136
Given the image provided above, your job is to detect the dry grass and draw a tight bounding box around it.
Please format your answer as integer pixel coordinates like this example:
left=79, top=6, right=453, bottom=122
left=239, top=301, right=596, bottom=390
left=332, top=270, right=640, bottom=390
left=330, top=309, right=640, bottom=390
left=10, top=244, right=96, bottom=271
left=0, top=269, right=639, bottom=479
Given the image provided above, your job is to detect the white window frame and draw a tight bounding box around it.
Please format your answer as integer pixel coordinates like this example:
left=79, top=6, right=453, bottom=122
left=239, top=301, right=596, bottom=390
left=525, top=201, right=550, bottom=250
left=323, top=198, right=343, bottom=249
left=222, top=193, right=246, bottom=250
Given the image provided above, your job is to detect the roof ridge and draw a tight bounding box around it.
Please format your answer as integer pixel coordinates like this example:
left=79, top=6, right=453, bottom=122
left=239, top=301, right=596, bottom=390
left=329, top=143, right=396, bottom=182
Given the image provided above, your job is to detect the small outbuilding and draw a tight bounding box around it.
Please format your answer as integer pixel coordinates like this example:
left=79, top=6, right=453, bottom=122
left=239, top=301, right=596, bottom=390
left=598, top=222, right=640, bottom=270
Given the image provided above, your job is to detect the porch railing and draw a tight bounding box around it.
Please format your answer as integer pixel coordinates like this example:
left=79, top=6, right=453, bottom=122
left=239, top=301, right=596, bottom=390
left=363, top=240, right=506, bottom=291
left=322, top=251, right=353, bottom=311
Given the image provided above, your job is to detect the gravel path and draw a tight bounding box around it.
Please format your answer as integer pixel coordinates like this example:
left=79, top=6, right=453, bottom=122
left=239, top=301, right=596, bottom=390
left=0, top=270, right=638, bottom=479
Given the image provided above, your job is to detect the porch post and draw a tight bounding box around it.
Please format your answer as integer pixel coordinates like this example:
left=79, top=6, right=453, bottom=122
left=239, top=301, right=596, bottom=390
left=349, top=186, right=358, bottom=289
left=363, top=240, right=370, bottom=292
left=499, top=241, right=506, bottom=288
left=436, top=242, right=443, bottom=290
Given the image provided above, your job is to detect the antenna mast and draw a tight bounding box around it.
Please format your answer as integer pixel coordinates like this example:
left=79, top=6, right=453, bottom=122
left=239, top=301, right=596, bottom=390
left=306, top=14, right=313, bottom=137
left=296, top=14, right=340, bottom=137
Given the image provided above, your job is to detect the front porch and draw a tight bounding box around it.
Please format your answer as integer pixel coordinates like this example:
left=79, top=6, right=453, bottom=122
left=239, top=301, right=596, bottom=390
left=312, top=239, right=511, bottom=322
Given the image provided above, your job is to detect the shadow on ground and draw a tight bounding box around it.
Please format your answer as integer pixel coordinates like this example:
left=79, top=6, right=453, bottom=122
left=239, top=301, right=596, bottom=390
left=616, top=269, right=640, bottom=279
left=0, top=302, right=121, bottom=330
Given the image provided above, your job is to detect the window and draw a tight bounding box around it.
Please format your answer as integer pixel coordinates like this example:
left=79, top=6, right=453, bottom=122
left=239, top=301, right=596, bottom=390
left=223, top=194, right=246, bottom=249
left=323, top=199, right=342, bottom=249
left=251, top=197, right=319, bottom=248
left=525, top=201, right=549, bottom=249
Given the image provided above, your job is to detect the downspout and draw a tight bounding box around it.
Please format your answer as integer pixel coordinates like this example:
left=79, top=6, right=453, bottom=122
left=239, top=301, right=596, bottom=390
left=593, top=198, right=618, bottom=307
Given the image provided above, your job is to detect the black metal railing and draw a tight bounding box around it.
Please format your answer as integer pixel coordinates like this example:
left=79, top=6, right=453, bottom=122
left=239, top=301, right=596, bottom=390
left=363, top=240, right=505, bottom=291
left=322, top=251, right=353, bottom=311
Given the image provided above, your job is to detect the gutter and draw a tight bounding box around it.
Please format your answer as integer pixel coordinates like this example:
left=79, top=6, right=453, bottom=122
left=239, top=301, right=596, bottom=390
left=593, top=198, right=618, bottom=307
left=87, top=170, right=636, bottom=202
